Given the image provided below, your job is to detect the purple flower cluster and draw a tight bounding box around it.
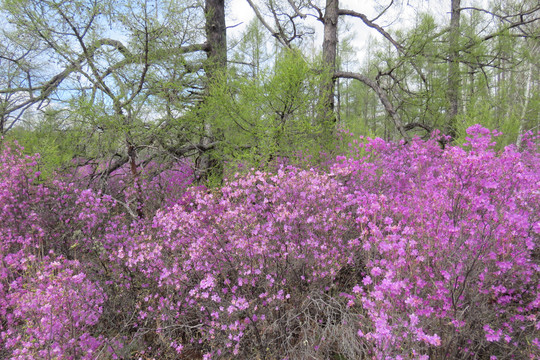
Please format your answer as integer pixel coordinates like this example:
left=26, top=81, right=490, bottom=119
left=4, top=257, right=106, bottom=359
left=0, top=126, right=538, bottom=359
left=331, top=126, right=540, bottom=358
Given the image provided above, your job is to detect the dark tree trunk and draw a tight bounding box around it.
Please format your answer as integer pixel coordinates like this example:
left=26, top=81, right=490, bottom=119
left=197, top=0, right=227, bottom=182
left=446, top=0, right=462, bottom=140
left=319, top=0, right=339, bottom=126
left=204, top=0, right=227, bottom=82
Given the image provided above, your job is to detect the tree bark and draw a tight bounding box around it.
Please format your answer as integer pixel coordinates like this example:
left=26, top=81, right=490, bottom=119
left=516, top=61, right=533, bottom=147
left=204, top=0, right=227, bottom=82
left=197, top=0, right=227, bottom=182
left=447, top=0, right=462, bottom=139
left=319, top=0, right=339, bottom=124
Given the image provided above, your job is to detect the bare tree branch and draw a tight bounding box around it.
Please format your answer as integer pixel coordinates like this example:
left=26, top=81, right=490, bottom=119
left=370, top=0, right=394, bottom=23
left=459, top=5, right=540, bottom=23
left=339, top=9, right=403, bottom=50
left=286, top=0, right=306, bottom=19
left=334, top=71, right=410, bottom=141
left=0, top=38, right=208, bottom=130
left=338, top=8, right=428, bottom=86
left=244, top=0, right=288, bottom=47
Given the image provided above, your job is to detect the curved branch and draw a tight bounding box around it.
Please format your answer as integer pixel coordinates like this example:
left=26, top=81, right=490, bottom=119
left=339, top=9, right=403, bottom=50
left=1, top=40, right=208, bottom=125
left=403, top=122, right=432, bottom=132
left=286, top=0, right=306, bottom=19
left=338, top=9, right=428, bottom=86
left=370, top=0, right=394, bottom=23
left=334, top=71, right=410, bottom=141
left=245, top=0, right=288, bottom=47
left=164, top=141, right=219, bottom=159
left=1, top=38, right=131, bottom=116
left=459, top=5, right=540, bottom=23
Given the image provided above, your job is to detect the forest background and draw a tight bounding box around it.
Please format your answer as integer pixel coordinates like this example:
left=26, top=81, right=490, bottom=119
left=1, top=0, right=538, bottom=180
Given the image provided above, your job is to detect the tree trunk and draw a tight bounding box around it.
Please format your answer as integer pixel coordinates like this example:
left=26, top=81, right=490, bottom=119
left=197, top=0, right=227, bottom=182
left=204, top=0, right=227, bottom=82
left=319, top=0, right=339, bottom=126
left=446, top=0, right=462, bottom=140
left=516, top=61, right=533, bottom=147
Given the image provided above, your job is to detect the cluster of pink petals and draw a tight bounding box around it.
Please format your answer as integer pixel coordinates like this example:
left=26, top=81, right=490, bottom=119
left=0, top=126, right=538, bottom=359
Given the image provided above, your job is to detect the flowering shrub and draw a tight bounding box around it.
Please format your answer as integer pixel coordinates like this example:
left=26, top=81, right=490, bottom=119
left=0, top=143, right=119, bottom=359
left=3, top=257, right=107, bottom=360
left=68, top=159, right=194, bottom=217
left=144, top=167, right=364, bottom=358
left=332, top=126, right=540, bottom=359
left=0, top=142, right=43, bottom=255
left=0, top=126, right=538, bottom=359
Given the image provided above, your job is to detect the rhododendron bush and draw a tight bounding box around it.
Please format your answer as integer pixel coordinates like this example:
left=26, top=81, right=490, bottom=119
left=332, top=126, right=540, bottom=359
left=0, top=125, right=538, bottom=359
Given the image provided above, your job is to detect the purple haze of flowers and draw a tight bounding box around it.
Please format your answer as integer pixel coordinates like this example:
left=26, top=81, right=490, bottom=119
left=0, top=126, right=539, bottom=359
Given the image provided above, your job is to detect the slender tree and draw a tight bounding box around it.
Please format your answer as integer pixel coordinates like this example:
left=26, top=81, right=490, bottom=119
left=446, top=0, right=462, bottom=139
left=195, top=0, right=227, bottom=181
left=319, top=0, right=339, bottom=123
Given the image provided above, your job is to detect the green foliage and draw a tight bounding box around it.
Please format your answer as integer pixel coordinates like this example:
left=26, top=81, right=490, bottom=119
left=6, top=110, right=84, bottom=178
left=337, top=4, right=539, bottom=145
left=1, top=0, right=538, bottom=179
left=200, top=48, right=330, bottom=172
left=231, top=18, right=272, bottom=79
